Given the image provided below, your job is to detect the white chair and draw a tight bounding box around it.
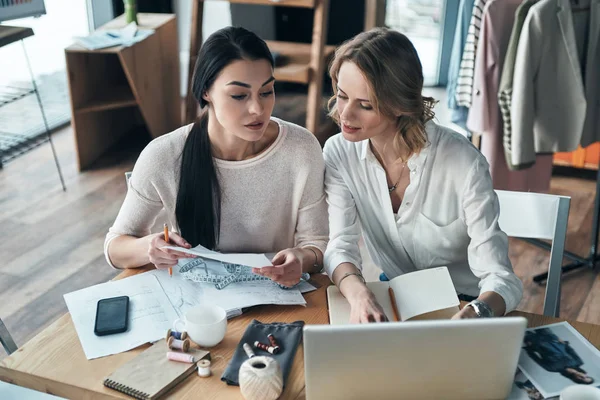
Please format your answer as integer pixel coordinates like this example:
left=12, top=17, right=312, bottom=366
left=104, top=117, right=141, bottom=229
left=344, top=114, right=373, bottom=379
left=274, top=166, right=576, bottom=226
left=496, top=190, right=571, bottom=317
left=0, top=317, right=17, bottom=355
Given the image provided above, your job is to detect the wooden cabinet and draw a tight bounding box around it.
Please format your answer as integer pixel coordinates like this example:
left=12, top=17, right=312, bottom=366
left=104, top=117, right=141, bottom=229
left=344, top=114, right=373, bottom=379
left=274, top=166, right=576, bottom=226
left=65, top=14, right=180, bottom=171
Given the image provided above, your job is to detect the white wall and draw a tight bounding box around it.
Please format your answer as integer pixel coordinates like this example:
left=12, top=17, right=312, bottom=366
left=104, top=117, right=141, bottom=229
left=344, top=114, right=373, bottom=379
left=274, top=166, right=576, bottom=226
left=173, top=0, right=232, bottom=96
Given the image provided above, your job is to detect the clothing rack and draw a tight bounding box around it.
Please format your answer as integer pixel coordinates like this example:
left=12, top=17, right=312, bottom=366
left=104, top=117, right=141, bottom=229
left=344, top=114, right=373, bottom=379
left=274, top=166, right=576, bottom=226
left=524, top=166, right=600, bottom=283
left=0, top=26, right=65, bottom=191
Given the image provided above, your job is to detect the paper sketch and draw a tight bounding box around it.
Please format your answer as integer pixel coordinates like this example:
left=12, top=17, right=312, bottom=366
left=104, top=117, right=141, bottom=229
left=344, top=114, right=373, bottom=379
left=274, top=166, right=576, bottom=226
left=64, top=274, right=178, bottom=360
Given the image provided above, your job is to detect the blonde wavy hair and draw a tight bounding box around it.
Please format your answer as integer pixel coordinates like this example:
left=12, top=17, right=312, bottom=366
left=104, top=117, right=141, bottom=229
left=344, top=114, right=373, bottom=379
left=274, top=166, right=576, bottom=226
left=328, top=27, right=436, bottom=159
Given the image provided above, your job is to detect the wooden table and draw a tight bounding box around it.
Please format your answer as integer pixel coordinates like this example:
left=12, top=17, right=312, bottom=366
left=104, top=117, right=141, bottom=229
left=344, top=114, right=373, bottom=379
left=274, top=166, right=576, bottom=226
left=2, top=269, right=600, bottom=400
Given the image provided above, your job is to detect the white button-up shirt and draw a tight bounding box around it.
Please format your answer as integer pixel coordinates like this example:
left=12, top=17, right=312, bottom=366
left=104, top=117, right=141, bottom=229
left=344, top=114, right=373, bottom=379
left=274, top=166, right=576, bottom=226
left=323, top=121, right=523, bottom=312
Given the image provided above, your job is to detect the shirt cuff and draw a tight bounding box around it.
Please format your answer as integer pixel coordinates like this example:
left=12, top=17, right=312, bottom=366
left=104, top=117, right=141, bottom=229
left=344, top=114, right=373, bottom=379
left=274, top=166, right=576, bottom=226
left=479, top=276, right=523, bottom=314
left=104, top=233, right=122, bottom=270
left=323, top=251, right=362, bottom=280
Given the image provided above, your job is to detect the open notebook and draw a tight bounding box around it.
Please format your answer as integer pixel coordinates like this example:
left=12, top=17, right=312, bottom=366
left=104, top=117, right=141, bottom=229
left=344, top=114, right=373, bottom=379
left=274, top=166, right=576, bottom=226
left=103, top=339, right=210, bottom=400
left=328, top=267, right=460, bottom=324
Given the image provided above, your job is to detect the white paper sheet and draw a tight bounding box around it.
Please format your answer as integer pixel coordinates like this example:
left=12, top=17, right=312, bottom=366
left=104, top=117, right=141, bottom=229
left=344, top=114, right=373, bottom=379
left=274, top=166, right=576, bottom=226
left=202, top=280, right=307, bottom=311
left=163, top=244, right=272, bottom=268
left=391, top=267, right=460, bottom=321
left=64, top=274, right=179, bottom=360
left=147, top=268, right=306, bottom=318
left=145, top=269, right=239, bottom=318
left=297, top=280, right=317, bottom=294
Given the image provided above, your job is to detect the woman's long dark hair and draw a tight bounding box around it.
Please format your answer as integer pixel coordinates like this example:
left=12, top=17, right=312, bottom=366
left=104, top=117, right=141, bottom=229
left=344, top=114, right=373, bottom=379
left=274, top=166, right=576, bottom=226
left=176, top=27, right=274, bottom=248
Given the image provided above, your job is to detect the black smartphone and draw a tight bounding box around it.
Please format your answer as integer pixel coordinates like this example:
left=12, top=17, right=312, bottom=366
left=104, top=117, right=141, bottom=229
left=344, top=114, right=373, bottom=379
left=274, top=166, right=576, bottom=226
left=94, top=295, right=129, bottom=336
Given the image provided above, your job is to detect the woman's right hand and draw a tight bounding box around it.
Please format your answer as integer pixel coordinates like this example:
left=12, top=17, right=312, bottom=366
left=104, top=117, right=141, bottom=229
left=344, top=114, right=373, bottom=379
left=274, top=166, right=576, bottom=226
left=147, top=232, right=195, bottom=270
left=346, top=283, right=389, bottom=323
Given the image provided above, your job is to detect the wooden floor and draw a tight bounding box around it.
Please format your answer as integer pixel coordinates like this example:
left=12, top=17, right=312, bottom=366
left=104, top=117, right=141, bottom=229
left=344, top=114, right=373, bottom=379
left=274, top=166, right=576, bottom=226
left=1, top=93, right=599, bottom=360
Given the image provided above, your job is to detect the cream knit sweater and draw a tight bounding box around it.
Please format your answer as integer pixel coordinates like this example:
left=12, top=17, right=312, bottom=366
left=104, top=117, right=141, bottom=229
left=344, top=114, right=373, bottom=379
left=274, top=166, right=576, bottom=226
left=104, top=117, right=328, bottom=267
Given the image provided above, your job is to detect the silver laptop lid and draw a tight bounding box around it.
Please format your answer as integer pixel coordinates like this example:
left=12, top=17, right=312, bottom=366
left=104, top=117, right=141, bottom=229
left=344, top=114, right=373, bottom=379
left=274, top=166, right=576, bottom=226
left=303, top=317, right=527, bottom=400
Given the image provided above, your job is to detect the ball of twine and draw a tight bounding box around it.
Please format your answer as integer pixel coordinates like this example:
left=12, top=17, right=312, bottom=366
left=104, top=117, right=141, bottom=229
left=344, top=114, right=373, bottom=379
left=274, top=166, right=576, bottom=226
left=239, top=356, right=283, bottom=400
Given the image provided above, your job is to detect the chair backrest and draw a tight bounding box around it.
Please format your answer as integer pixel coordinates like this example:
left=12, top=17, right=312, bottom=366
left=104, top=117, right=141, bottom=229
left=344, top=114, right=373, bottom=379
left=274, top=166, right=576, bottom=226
left=0, top=317, right=17, bottom=355
left=495, top=190, right=571, bottom=317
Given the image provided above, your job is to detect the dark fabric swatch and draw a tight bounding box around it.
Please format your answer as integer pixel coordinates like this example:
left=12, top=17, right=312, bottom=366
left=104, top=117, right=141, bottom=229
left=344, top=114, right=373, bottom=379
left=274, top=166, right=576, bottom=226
left=221, top=319, right=304, bottom=386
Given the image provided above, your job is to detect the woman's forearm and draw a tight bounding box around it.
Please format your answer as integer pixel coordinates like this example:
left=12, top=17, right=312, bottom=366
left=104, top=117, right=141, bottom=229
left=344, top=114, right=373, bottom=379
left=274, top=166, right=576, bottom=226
left=107, top=235, right=152, bottom=269
left=299, top=246, right=324, bottom=274
left=479, top=291, right=507, bottom=316
left=332, top=262, right=368, bottom=299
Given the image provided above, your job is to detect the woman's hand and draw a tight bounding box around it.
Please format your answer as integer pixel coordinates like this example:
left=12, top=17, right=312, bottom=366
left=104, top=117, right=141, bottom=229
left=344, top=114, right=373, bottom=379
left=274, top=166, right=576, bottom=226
left=252, top=248, right=305, bottom=287
left=147, top=231, right=195, bottom=270
left=347, top=285, right=389, bottom=323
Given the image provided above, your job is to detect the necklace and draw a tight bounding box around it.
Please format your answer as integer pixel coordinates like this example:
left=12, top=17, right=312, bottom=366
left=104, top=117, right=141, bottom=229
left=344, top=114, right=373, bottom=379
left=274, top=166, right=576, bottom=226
left=388, top=162, right=407, bottom=194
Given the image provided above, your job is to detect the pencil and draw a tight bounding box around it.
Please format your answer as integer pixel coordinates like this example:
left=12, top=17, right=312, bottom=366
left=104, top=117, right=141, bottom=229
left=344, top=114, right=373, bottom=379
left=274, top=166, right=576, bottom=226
left=388, top=287, right=400, bottom=322
left=164, top=223, right=172, bottom=277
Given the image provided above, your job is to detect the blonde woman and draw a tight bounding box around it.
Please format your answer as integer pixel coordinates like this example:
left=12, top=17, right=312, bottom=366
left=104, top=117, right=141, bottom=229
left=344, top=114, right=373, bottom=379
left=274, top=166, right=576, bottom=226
left=323, top=28, right=523, bottom=323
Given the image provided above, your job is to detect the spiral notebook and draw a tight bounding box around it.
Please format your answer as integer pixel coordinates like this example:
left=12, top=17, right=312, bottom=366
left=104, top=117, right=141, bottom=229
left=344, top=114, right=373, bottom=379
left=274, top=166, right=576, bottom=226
left=103, top=339, right=210, bottom=400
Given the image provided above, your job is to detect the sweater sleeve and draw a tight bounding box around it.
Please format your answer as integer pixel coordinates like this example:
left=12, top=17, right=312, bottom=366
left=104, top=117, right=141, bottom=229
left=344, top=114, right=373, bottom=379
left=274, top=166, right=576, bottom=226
left=103, top=138, right=170, bottom=268
left=293, top=132, right=329, bottom=255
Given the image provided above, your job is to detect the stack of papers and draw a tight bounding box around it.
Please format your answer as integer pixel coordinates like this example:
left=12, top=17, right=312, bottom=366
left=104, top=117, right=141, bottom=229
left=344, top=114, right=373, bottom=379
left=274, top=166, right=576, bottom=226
left=64, top=249, right=316, bottom=360
left=73, top=22, right=154, bottom=50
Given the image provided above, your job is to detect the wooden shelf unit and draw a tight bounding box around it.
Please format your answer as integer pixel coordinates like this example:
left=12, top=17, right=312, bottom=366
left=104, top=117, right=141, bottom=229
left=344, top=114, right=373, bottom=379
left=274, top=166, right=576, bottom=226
left=185, top=0, right=332, bottom=135
left=65, top=13, right=180, bottom=171
left=266, top=41, right=336, bottom=84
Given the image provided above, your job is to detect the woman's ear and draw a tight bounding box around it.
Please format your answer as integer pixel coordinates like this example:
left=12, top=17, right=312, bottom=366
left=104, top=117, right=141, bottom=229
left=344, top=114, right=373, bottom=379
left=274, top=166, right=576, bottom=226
left=202, top=92, right=210, bottom=103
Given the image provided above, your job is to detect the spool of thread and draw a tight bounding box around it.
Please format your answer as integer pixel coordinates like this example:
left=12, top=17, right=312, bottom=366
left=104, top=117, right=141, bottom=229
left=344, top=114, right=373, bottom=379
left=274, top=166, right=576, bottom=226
left=254, top=341, right=280, bottom=355
left=267, top=333, right=279, bottom=349
left=167, top=351, right=195, bottom=364
left=243, top=342, right=255, bottom=358
left=197, top=359, right=211, bottom=377
left=166, top=329, right=188, bottom=341
left=168, top=336, right=190, bottom=352
left=239, top=356, right=283, bottom=400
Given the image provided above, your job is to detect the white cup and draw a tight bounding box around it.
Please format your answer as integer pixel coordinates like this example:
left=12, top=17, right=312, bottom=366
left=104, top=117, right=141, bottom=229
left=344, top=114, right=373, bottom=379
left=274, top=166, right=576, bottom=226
left=173, top=305, right=227, bottom=347
left=560, top=385, right=600, bottom=400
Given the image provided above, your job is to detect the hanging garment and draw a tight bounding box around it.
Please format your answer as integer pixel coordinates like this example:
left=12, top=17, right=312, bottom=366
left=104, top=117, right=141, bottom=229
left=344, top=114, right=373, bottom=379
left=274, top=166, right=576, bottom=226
left=509, top=0, right=600, bottom=169
left=455, top=0, right=489, bottom=110
left=467, top=0, right=553, bottom=192
left=498, top=0, right=540, bottom=171
left=447, top=0, right=475, bottom=128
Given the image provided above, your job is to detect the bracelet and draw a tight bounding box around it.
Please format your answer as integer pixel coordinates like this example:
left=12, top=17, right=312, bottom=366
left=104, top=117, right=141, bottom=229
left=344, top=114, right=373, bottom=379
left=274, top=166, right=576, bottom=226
left=305, top=247, right=322, bottom=272
left=306, top=247, right=319, bottom=267
left=337, top=272, right=366, bottom=288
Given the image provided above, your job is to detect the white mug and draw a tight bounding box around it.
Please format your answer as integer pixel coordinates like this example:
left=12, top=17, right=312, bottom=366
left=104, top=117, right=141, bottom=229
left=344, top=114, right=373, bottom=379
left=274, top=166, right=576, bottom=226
left=173, top=305, right=227, bottom=347
left=560, top=385, right=600, bottom=400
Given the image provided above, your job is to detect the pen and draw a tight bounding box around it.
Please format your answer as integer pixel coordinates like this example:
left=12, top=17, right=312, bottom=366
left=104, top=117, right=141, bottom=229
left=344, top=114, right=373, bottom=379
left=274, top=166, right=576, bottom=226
left=389, top=287, right=400, bottom=322
left=164, top=223, right=172, bottom=277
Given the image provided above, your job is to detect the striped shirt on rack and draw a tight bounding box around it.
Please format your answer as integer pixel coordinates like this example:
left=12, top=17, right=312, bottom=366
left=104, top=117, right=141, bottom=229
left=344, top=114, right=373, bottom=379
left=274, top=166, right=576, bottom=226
left=455, top=0, right=488, bottom=108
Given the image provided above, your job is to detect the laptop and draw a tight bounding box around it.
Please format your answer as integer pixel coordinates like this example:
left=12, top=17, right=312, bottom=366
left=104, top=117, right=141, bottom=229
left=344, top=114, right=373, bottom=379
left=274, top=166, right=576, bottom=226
left=303, top=317, right=527, bottom=400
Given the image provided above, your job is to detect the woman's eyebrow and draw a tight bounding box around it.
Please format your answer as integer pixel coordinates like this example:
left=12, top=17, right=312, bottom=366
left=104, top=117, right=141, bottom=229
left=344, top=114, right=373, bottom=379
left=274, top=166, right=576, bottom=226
left=226, top=76, right=275, bottom=88
left=262, top=76, right=275, bottom=87
left=337, top=85, right=370, bottom=102
left=226, top=81, right=251, bottom=88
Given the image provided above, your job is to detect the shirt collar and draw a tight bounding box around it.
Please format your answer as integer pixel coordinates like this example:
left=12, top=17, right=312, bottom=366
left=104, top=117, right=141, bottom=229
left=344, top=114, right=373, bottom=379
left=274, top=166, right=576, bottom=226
left=359, top=120, right=435, bottom=170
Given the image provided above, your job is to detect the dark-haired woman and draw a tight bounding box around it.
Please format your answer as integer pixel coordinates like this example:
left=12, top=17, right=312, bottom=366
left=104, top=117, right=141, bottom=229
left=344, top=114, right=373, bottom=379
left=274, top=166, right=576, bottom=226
left=104, top=27, right=328, bottom=288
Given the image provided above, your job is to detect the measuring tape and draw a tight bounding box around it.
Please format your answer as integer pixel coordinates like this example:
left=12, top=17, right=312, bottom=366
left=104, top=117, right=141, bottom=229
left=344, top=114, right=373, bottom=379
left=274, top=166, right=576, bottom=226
left=178, top=258, right=310, bottom=290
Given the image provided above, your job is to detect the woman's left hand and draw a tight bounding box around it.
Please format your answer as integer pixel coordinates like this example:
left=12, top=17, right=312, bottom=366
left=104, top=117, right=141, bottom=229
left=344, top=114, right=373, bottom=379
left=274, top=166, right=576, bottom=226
left=451, top=306, right=479, bottom=319
left=252, top=248, right=304, bottom=287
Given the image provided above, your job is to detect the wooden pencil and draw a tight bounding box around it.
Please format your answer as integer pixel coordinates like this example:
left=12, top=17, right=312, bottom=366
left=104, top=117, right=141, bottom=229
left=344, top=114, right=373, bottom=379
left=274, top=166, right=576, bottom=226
left=164, top=223, right=172, bottom=277
left=389, top=287, right=400, bottom=322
